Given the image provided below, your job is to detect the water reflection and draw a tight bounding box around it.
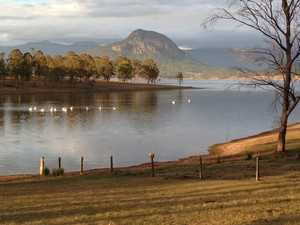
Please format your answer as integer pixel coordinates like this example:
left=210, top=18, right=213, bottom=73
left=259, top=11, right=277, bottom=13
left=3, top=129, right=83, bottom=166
left=0, top=90, right=169, bottom=175
left=1, top=82, right=300, bottom=175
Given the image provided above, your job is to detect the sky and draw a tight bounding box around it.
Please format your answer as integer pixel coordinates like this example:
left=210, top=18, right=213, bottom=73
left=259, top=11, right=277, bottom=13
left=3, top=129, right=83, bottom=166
left=0, top=0, right=263, bottom=48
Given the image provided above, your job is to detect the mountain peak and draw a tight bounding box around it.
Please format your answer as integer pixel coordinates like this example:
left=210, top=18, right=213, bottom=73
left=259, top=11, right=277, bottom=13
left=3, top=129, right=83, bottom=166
left=86, top=29, right=209, bottom=76
left=110, top=29, right=180, bottom=55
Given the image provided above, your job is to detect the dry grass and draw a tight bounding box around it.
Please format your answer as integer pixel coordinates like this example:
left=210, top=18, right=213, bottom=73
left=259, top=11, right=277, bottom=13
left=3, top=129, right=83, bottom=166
left=209, top=123, right=300, bottom=157
left=1, top=150, right=300, bottom=225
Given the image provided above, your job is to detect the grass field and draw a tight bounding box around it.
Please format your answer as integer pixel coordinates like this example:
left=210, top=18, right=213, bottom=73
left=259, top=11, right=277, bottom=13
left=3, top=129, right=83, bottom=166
left=1, top=124, right=300, bottom=224
left=1, top=152, right=300, bottom=225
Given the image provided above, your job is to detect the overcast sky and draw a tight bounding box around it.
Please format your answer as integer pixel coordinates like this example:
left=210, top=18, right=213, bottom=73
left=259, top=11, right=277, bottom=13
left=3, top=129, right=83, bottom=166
left=0, top=0, right=263, bottom=48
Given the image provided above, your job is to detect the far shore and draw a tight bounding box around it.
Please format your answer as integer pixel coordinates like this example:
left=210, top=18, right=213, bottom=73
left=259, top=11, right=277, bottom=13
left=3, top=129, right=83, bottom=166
left=0, top=78, right=194, bottom=96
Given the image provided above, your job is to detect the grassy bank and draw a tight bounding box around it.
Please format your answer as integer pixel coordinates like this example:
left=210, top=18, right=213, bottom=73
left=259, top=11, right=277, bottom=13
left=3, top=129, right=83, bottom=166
left=209, top=122, right=300, bottom=157
left=1, top=120, right=300, bottom=224
left=1, top=162, right=300, bottom=225
left=1, top=145, right=300, bottom=224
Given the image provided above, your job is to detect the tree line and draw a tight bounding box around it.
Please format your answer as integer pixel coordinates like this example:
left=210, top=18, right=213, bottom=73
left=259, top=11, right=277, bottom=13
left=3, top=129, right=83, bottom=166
left=0, top=49, right=160, bottom=89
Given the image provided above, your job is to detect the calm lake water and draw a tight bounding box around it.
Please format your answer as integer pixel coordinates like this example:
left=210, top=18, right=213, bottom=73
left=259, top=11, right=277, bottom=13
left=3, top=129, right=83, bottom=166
left=1, top=80, right=300, bottom=175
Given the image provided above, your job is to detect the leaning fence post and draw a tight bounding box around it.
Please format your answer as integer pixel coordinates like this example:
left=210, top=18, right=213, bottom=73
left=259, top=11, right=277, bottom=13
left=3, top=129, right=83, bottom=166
left=149, top=153, right=155, bottom=177
left=39, top=157, right=45, bottom=175
left=199, top=156, right=203, bottom=180
left=256, top=156, right=260, bottom=181
left=110, top=156, right=114, bottom=174
left=80, top=156, right=84, bottom=174
left=58, top=157, right=61, bottom=169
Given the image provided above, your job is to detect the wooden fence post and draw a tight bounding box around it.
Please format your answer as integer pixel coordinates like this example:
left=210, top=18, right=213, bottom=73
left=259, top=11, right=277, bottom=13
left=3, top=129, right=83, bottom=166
left=149, top=153, right=155, bottom=177
left=39, top=157, right=45, bottom=175
left=256, top=156, right=260, bottom=181
left=58, top=157, right=61, bottom=169
left=80, top=156, right=84, bottom=174
left=199, top=156, right=203, bottom=180
left=110, top=156, right=114, bottom=174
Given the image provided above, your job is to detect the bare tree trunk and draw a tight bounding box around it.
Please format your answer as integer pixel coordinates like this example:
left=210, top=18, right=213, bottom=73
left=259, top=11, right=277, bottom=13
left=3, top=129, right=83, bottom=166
left=277, top=71, right=291, bottom=153
left=277, top=112, right=288, bottom=152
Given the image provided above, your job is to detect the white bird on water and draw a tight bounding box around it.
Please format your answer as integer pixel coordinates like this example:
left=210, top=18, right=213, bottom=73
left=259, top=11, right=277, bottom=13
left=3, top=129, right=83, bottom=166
left=188, top=99, right=191, bottom=103
left=28, top=107, right=33, bottom=112
left=70, top=106, right=73, bottom=112
left=33, top=106, right=37, bottom=111
left=86, top=106, right=89, bottom=111
left=50, top=107, right=54, bottom=113
left=172, top=101, right=176, bottom=105
left=62, top=107, right=67, bottom=113
left=40, top=108, right=45, bottom=113
left=99, top=106, right=102, bottom=111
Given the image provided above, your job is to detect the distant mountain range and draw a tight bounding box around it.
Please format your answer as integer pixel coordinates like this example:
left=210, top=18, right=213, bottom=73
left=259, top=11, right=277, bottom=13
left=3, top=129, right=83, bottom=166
left=0, top=29, right=258, bottom=78
left=0, top=40, right=100, bottom=57
left=186, top=48, right=259, bottom=69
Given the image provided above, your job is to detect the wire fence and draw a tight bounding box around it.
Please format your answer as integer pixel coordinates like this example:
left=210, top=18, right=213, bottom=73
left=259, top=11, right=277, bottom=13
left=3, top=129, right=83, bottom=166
left=38, top=155, right=156, bottom=175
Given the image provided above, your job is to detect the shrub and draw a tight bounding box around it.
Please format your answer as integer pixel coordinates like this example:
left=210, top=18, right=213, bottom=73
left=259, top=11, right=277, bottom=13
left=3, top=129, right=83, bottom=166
left=57, top=168, right=64, bottom=176
left=245, top=151, right=254, bottom=160
left=42, top=167, right=50, bottom=176
left=52, top=168, right=64, bottom=176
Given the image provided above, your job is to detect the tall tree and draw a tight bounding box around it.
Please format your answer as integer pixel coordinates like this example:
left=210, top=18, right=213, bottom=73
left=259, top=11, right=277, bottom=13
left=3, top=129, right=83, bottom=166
left=8, top=49, right=23, bottom=89
left=132, top=59, right=143, bottom=80
left=32, top=49, right=44, bottom=78
left=64, top=51, right=81, bottom=87
left=95, top=56, right=115, bottom=82
left=176, top=72, right=184, bottom=86
left=21, top=52, right=33, bottom=88
left=50, top=55, right=66, bottom=88
left=203, top=0, right=300, bottom=153
left=0, top=52, right=6, bottom=84
left=79, top=53, right=95, bottom=86
left=115, top=57, right=133, bottom=82
left=142, top=58, right=160, bottom=84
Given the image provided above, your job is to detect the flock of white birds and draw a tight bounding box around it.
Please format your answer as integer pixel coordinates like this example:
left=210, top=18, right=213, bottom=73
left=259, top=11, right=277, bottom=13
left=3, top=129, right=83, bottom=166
left=27, top=99, right=191, bottom=113
left=28, top=106, right=117, bottom=113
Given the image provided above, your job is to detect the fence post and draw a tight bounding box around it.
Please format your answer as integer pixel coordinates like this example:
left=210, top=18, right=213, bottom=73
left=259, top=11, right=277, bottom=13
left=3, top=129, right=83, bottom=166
left=256, top=156, right=260, bottom=181
left=149, top=153, right=155, bottom=177
left=39, top=157, right=45, bottom=175
left=58, top=157, right=61, bottom=169
left=199, top=156, right=203, bottom=180
left=80, top=156, right=84, bottom=174
left=110, top=156, right=114, bottom=174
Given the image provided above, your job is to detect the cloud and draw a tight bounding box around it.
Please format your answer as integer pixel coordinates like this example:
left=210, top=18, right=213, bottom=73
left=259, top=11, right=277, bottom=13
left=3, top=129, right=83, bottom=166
left=0, top=0, right=260, bottom=48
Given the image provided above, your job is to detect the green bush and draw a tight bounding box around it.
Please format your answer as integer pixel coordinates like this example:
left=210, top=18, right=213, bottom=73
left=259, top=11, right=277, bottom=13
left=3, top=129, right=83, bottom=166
left=57, top=168, right=64, bottom=176
left=52, top=168, right=64, bottom=176
left=42, top=167, right=50, bottom=176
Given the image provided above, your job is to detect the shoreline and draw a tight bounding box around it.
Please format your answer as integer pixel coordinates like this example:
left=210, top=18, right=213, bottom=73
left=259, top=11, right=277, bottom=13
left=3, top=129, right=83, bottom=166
left=0, top=79, right=194, bottom=96
left=1, top=122, right=300, bottom=183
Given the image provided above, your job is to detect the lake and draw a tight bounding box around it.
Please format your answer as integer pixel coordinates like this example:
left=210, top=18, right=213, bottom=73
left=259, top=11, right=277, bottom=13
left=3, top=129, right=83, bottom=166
left=1, top=80, right=300, bottom=175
